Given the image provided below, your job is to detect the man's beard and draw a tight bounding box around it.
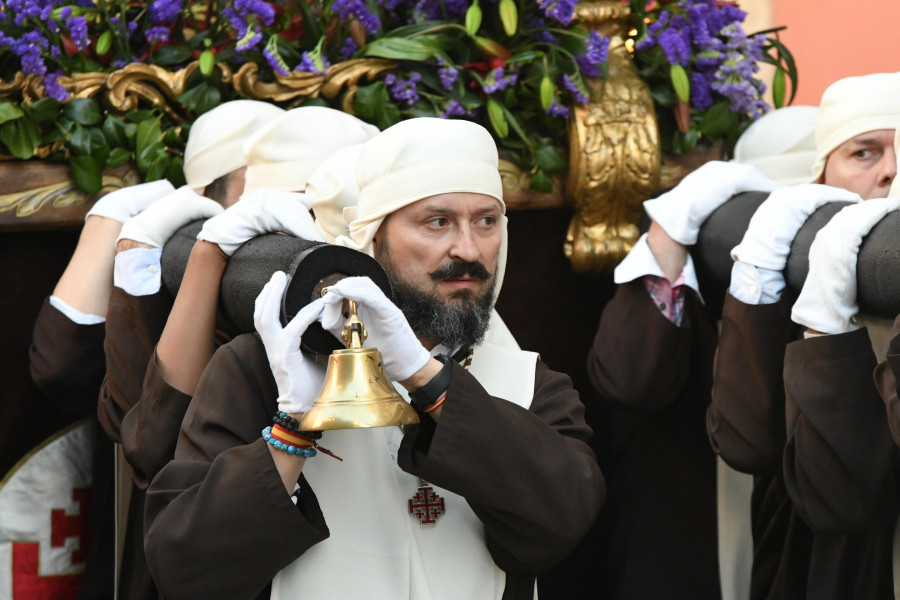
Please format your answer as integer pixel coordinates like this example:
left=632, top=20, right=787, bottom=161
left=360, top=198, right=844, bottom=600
left=381, top=257, right=496, bottom=351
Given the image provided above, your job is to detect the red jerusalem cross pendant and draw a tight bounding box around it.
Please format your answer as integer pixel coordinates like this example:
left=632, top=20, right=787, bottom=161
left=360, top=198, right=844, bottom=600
left=408, top=479, right=445, bottom=525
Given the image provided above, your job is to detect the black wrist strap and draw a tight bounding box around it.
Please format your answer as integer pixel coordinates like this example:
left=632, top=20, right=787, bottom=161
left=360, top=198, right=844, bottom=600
left=409, top=354, right=453, bottom=408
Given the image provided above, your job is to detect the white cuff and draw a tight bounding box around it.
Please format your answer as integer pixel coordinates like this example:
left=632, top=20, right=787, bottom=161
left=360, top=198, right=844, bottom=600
left=48, top=295, right=105, bottom=325
left=614, top=234, right=703, bottom=300
left=728, top=262, right=785, bottom=305
left=114, top=248, right=164, bottom=296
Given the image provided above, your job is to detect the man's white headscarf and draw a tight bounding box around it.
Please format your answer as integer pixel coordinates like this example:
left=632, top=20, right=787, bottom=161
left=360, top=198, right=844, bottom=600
left=183, top=100, right=285, bottom=191
left=811, top=72, right=900, bottom=182
left=306, top=144, right=365, bottom=244
left=333, top=117, right=508, bottom=296
left=241, top=107, right=379, bottom=197
left=733, top=105, right=819, bottom=186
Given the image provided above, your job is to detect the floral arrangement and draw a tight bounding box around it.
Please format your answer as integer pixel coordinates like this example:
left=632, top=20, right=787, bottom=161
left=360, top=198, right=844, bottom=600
left=628, top=0, right=796, bottom=155
left=0, top=0, right=791, bottom=193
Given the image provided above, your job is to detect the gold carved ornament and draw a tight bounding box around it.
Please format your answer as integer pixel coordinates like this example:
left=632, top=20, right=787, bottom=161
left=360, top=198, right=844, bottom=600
left=0, top=59, right=393, bottom=228
left=565, top=1, right=661, bottom=273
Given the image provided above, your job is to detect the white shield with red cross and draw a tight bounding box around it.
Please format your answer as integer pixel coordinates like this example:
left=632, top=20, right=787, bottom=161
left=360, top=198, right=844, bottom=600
left=0, top=420, right=93, bottom=600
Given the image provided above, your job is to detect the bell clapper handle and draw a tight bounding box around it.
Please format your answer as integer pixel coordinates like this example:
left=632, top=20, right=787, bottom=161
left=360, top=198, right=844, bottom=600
left=341, top=299, right=367, bottom=349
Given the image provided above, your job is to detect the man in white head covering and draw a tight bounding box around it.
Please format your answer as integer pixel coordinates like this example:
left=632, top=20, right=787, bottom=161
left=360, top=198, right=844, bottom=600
left=733, top=105, right=820, bottom=186
left=143, top=117, right=604, bottom=600
left=710, top=74, right=900, bottom=600
left=811, top=72, right=900, bottom=199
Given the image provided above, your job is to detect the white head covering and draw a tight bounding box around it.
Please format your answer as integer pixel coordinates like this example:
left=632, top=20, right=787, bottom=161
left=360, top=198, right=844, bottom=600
left=183, top=100, right=285, bottom=191
left=812, top=72, right=900, bottom=182
left=241, top=107, right=379, bottom=197
left=733, top=105, right=819, bottom=186
left=333, top=117, right=507, bottom=297
left=306, top=144, right=364, bottom=243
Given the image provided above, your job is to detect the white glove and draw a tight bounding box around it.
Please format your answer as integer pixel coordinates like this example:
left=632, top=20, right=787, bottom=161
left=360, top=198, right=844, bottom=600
left=731, top=184, right=861, bottom=270
left=644, top=161, right=779, bottom=245
left=85, top=179, right=176, bottom=223
left=197, top=189, right=324, bottom=256
left=254, top=271, right=327, bottom=414
left=792, top=197, right=900, bottom=334
left=320, top=277, right=431, bottom=382
left=116, top=186, right=223, bottom=248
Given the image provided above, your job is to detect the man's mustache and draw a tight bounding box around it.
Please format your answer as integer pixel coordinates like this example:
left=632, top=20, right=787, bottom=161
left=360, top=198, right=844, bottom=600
left=429, top=260, right=491, bottom=281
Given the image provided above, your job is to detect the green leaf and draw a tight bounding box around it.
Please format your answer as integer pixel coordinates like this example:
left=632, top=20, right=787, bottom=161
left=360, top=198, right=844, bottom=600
left=487, top=97, right=508, bottom=138
left=0, top=100, right=24, bottom=126
left=352, top=83, right=388, bottom=120
left=107, top=147, right=132, bottom=168
left=377, top=104, right=401, bottom=131
left=136, top=117, right=162, bottom=159
left=154, top=45, right=193, bottom=66
left=63, top=98, right=102, bottom=126
left=24, top=98, right=60, bottom=123
left=70, top=126, right=93, bottom=156
left=362, top=37, right=435, bottom=61
left=535, top=145, right=567, bottom=173
left=530, top=169, right=553, bottom=193
left=177, top=82, right=221, bottom=114
left=165, top=155, right=186, bottom=186
left=102, top=116, right=129, bottom=147
left=137, top=140, right=165, bottom=173
left=145, top=154, right=169, bottom=182
left=699, top=102, right=735, bottom=138
left=0, top=118, right=40, bottom=158
left=69, top=154, right=104, bottom=193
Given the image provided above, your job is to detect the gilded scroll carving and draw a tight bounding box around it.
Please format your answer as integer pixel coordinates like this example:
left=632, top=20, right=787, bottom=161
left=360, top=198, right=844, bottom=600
left=0, top=169, right=139, bottom=218
left=565, top=1, right=661, bottom=273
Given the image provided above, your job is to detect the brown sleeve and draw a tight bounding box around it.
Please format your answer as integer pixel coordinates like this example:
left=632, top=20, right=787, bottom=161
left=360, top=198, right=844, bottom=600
left=873, top=314, right=900, bottom=446
left=587, top=281, right=693, bottom=411
left=398, top=360, right=604, bottom=573
left=783, top=329, right=899, bottom=533
left=119, top=350, right=192, bottom=489
left=707, top=293, right=795, bottom=475
left=29, top=297, right=106, bottom=418
left=145, top=334, right=328, bottom=600
left=98, top=286, right=172, bottom=442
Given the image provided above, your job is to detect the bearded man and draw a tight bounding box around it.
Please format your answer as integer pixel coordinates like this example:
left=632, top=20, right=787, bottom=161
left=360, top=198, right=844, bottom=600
left=144, top=117, right=604, bottom=600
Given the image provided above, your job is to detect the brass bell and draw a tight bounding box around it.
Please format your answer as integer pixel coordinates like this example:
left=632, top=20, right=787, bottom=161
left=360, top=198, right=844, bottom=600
left=299, top=299, right=420, bottom=431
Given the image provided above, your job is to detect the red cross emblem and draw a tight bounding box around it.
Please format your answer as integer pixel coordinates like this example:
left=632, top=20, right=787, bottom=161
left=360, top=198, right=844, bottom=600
left=408, top=485, right=445, bottom=525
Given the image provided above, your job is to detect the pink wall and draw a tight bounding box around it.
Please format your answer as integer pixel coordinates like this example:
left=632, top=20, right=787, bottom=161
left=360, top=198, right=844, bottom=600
left=772, top=0, right=900, bottom=105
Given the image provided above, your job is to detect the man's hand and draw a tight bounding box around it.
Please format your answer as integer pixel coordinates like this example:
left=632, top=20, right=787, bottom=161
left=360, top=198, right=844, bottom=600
left=86, top=179, right=175, bottom=224
left=792, top=197, right=900, bottom=334
left=116, top=186, right=223, bottom=249
left=644, top=161, right=779, bottom=245
left=732, top=183, right=861, bottom=271
left=255, top=271, right=327, bottom=415
left=319, top=277, right=431, bottom=383
left=197, top=189, right=324, bottom=257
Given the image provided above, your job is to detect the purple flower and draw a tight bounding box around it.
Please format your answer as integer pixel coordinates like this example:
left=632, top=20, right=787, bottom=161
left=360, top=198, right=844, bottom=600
left=576, top=31, right=609, bottom=77
left=414, top=0, right=441, bottom=20
left=441, top=100, right=467, bottom=118
left=562, top=74, right=588, bottom=104
left=443, top=0, right=468, bottom=19
left=44, top=70, right=69, bottom=102
left=12, top=31, right=49, bottom=76
left=437, top=57, right=458, bottom=90
left=385, top=72, right=421, bottom=106
left=66, top=16, right=89, bottom=50
left=340, top=36, right=359, bottom=59
left=264, top=47, right=289, bottom=76
left=296, top=38, right=331, bottom=74
left=482, top=67, right=517, bottom=94
left=332, top=0, right=381, bottom=35
left=149, top=0, right=182, bottom=23
left=235, top=0, right=275, bottom=26
left=690, top=71, right=712, bottom=111
left=537, top=0, right=576, bottom=25
left=545, top=99, right=570, bottom=118
left=145, top=26, right=171, bottom=43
